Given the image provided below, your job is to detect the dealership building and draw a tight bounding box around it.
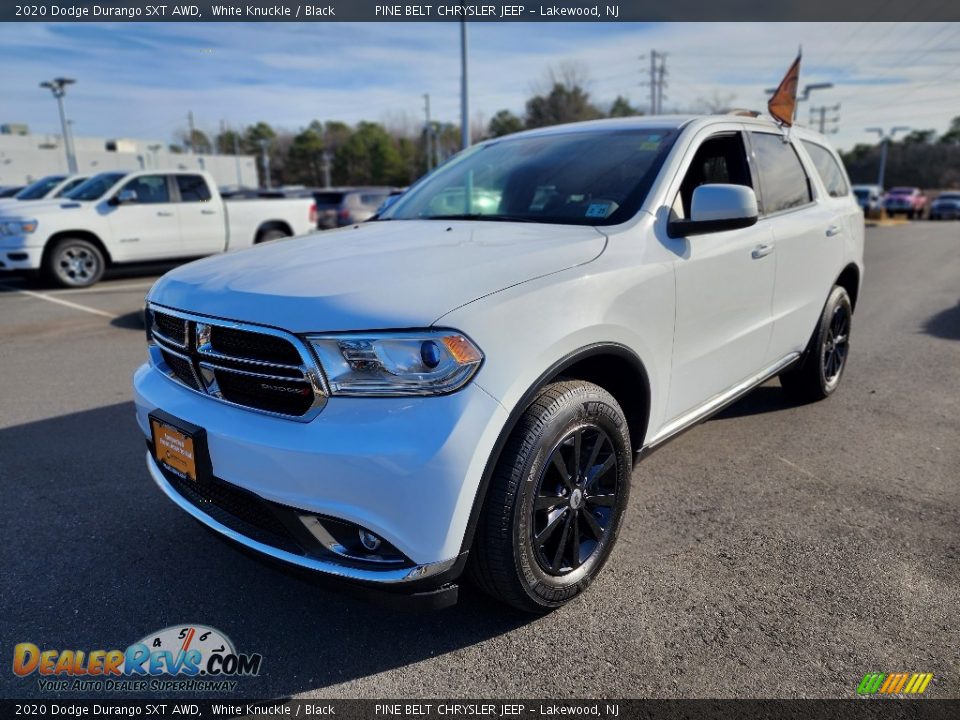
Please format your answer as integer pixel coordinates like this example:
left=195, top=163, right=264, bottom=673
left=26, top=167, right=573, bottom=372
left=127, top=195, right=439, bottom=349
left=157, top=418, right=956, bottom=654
left=0, top=124, right=259, bottom=187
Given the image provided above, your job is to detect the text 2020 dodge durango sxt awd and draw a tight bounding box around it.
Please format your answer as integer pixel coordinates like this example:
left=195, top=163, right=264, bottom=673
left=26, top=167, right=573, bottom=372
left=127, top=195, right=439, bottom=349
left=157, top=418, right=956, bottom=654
left=134, top=115, right=863, bottom=612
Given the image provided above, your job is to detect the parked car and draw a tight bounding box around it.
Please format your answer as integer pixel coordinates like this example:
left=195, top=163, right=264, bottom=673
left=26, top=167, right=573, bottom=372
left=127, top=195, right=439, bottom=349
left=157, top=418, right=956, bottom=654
left=0, top=186, right=24, bottom=198
left=883, top=186, right=927, bottom=219
left=135, top=115, right=863, bottom=612
left=376, top=187, right=407, bottom=215
left=852, top=184, right=882, bottom=214
left=929, top=191, right=960, bottom=220
left=314, top=187, right=396, bottom=229
left=0, top=170, right=316, bottom=287
left=0, top=174, right=90, bottom=209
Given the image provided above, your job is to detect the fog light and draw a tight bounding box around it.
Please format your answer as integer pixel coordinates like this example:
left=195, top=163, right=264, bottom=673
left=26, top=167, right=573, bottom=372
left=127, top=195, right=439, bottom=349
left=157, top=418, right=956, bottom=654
left=358, top=529, right=382, bottom=551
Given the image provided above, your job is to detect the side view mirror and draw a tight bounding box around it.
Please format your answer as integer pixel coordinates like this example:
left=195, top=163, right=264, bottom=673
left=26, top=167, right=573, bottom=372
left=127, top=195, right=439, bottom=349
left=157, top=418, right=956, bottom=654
left=668, top=184, right=759, bottom=238
left=110, top=189, right=138, bottom=206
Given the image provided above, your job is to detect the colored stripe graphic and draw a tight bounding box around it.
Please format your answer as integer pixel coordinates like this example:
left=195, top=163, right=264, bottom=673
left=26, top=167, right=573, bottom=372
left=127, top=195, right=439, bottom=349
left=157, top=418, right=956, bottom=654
left=857, top=672, right=933, bottom=695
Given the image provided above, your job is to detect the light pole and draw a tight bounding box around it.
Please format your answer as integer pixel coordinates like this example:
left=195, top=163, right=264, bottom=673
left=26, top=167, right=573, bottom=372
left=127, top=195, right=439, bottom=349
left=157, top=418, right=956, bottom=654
left=764, top=82, right=834, bottom=125
left=40, top=78, right=77, bottom=173
left=866, top=126, right=910, bottom=190
left=258, top=139, right=271, bottom=190
left=460, top=20, right=469, bottom=151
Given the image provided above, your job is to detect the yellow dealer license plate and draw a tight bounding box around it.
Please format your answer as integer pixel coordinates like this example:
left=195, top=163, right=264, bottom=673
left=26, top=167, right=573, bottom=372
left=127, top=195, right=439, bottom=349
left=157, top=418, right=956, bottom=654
left=151, top=417, right=199, bottom=482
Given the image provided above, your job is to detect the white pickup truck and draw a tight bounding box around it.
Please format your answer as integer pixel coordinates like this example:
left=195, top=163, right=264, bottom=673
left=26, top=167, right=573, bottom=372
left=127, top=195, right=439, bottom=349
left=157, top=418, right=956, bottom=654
left=0, top=170, right=317, bottom=287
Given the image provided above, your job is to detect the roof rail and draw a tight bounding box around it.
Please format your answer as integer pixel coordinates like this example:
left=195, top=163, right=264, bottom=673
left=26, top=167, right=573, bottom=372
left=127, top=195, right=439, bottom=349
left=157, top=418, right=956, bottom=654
left=726, top=109, right=763, bottom=118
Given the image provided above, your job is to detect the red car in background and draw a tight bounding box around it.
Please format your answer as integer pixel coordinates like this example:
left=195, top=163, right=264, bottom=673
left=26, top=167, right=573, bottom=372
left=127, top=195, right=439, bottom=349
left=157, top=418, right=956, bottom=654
left=883, top=187, right=928, bottom=219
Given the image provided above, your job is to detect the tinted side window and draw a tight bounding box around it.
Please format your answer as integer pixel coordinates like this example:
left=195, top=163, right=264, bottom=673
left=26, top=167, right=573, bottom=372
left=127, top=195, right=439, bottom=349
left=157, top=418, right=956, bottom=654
left=801, top=141, right=849, bottom=198
left=176, top=175, right=212, bottom=202
left=121, top=175, right=170, bottom=204
left=677, top=133, right=754, bottom=217
left=55, top=178, right=86, bottom=197
left=750, top=133, right=812, bottom=214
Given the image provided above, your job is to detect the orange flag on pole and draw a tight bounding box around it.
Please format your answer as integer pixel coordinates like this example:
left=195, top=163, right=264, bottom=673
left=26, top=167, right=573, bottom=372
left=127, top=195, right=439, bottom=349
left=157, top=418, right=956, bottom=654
left=768, top=53, right=801, bottom=127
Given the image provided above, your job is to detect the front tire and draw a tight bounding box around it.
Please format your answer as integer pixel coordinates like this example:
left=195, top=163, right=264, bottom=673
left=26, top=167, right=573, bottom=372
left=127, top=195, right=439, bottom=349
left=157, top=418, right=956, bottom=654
left=44, top=238, right=105, bottom=288
left=469, top=381, right=632, bottom=613
left=779, top=285, right=853, bottom=403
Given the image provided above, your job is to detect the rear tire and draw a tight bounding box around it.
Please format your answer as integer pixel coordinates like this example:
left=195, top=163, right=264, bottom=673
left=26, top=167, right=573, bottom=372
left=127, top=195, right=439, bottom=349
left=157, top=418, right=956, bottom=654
left=779, top=285, right=853, bottom=403
left=255, top=227, right=289, bottom=244
left=468, top=381, right=632, bottom=613
left=43, top=238, right=105, bottom=288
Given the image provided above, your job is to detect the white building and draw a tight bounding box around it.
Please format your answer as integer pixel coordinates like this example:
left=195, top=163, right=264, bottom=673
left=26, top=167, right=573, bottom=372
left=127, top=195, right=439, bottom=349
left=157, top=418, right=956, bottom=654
left=0, top=131, right=259, bottom=187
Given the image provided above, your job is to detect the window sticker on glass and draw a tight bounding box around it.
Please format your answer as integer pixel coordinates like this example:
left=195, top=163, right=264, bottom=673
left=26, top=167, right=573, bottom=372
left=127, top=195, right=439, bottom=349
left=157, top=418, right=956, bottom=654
left=638, top=135, right=663, bottom=151
left=585, top=202, right=612, bottom=218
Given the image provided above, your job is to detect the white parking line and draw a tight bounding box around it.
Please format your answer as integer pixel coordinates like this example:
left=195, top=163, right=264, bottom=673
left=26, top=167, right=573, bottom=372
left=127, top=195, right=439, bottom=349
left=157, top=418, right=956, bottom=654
left=47, top=281, right=155, bottom=296
left=0, top=283, right=118, bottom=319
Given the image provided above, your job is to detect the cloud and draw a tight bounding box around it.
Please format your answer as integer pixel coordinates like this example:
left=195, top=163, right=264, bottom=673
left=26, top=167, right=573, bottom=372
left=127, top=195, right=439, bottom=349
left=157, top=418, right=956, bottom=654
left=1, top=21, right=957, bottom=150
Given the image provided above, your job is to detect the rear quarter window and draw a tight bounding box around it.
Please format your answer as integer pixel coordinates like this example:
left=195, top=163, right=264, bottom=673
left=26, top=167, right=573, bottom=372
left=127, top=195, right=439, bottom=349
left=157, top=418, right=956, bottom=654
left=176, top=175, right=212, bottom=202
left=750, top=132, right=813, bottom=215
left=801, top=141, right=850, bottom=198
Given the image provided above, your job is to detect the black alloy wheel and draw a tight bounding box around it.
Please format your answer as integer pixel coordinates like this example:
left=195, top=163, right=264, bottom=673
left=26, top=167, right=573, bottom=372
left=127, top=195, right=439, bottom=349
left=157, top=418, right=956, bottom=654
left=531, top=426, right=620, bottom=576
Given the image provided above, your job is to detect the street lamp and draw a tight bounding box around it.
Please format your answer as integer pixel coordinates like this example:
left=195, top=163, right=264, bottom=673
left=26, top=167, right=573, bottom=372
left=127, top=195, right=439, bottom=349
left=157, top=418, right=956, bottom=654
left=866, top=126, right=911, bottom=190
left=764, top=82, right=835, bottom=102
left=460, top=20, right=469, bottom=151
left=40, top=78, right=78, bottom=174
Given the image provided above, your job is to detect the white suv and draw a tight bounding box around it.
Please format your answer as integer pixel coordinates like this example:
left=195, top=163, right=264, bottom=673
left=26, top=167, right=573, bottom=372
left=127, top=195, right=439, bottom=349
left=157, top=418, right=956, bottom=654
left=134, top=115, right=863, bottom=612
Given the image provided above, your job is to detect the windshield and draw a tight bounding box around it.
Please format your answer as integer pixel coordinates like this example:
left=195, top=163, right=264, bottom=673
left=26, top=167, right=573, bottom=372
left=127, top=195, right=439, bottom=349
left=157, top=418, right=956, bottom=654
left=15, top=175, right=66, bottom=200
left=380, top=128, right=678, bottom=226
left=937, top=193, right=960, bottom=201
left=889, top=187, right=913, bottom=194
left=65, top=172, right=126, bottom=201
left=853, top=189, right=869, bottom=199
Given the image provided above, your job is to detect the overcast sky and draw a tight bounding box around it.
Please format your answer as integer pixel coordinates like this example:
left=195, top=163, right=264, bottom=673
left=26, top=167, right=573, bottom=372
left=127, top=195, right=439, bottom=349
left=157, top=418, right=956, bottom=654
left=1, top=22, right=957, bottom=150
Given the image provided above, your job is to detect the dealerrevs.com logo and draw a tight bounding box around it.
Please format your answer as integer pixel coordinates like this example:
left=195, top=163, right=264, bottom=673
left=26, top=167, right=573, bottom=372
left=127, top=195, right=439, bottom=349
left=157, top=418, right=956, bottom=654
left=857, top=672, right=934, bottom=696
left=12, top=624, right=262, bottom=692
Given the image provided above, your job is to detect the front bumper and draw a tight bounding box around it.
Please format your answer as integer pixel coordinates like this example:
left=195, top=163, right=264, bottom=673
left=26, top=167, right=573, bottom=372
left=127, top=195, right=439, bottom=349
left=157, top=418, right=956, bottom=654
left=134, top=362, right=508, bottom=585
left=0, top=242, right=43, bottom=271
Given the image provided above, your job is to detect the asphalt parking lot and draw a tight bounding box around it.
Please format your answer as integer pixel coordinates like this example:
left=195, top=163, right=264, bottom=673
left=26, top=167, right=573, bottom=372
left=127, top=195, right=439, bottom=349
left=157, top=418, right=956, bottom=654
left=1, top=223, right=958, bottom=700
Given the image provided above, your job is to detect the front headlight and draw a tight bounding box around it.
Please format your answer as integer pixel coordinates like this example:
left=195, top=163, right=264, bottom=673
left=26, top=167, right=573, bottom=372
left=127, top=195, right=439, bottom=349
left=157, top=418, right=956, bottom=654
left=0, top=220, right=38, bottom=236
left=308, top=330, right=483, bottom=396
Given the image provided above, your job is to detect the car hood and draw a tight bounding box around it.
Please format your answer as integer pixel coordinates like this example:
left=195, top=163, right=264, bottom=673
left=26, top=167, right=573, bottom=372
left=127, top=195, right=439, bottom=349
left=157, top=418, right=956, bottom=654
left=0, top=199, right=89, bottom=219
left=148, top=220, right=607, bottom=332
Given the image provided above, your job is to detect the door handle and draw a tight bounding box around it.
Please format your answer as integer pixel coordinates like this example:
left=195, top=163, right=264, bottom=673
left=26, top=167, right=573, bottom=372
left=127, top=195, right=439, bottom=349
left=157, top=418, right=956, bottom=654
left=826, top=224, right=843, bottom=237
left=156, top=211, right=174, bottom=217
left=201, top=209, right=216, bottom=215
left=751, top=243, right=774, bottom=259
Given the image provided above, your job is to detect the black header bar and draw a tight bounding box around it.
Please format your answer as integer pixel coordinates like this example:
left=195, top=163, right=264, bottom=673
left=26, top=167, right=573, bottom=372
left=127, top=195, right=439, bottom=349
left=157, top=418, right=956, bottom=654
left=3, top=0, right=960, bottom=22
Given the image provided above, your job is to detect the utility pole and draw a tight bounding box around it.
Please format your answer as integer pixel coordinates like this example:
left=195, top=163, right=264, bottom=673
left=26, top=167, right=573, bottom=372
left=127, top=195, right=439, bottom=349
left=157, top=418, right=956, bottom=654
left=321, top=150, right=332, bottom=189
left=809, top=104, right=841, bottom=134
left=187, top=111, right=196, bottom=154
left=39, top=77, right=78, bottom=173
left=460, top=20, right=469, bottom=150
left=641, top=51, right=667, bottom=115
left=231, top=128, right=242, bottom=186
left=649, top=51, right=658, bottom=115
left=866, top=126, right=910, bottom=190
left=258, top=138, right=271, bottom=190
left=423, top=93, right=433, bottom=172
left=656, top=53, right=668, bottom=114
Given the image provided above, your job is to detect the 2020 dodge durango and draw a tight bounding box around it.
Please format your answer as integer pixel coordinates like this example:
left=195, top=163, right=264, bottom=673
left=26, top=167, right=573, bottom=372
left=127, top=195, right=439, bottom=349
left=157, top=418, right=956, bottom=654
left=134, top=115, right=864, bottom=612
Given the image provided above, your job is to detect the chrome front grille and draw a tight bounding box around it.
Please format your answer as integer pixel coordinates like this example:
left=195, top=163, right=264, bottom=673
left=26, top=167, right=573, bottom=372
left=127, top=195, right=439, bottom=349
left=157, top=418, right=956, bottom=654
left=147, top=304, right=327, bottom=421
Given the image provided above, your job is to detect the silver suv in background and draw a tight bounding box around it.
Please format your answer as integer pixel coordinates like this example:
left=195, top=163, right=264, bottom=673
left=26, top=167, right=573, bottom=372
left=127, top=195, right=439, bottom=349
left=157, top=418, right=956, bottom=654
left=314, top=187, right=397, bottom=229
